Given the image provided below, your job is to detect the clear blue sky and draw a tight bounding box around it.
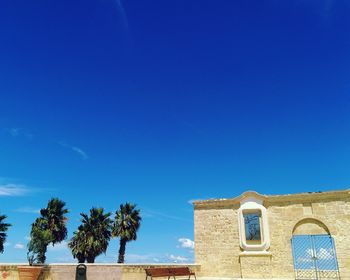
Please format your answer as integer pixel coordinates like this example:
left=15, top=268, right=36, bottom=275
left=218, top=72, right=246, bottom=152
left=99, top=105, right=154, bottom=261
left=0, top=0, right=350, bottom=263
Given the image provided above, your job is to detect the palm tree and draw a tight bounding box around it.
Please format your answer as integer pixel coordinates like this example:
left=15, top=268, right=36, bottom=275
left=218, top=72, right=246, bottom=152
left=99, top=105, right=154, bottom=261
left=40, top=198, right=68, bottom=245
left=0, top=214, right=11, bottom=253
left=69, top=207, right=112, bottom=263
left=28, top=198, right=68, bottom=264
left=28, top=218, right=52, bottom=264
left=68, top=228, right=87, bottom=263
left=112, top=203, right=141, bottom=263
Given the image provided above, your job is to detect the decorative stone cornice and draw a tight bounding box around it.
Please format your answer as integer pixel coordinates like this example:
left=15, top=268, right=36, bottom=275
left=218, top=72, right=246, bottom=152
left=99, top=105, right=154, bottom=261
left=193, top=189, right=350, bottom=209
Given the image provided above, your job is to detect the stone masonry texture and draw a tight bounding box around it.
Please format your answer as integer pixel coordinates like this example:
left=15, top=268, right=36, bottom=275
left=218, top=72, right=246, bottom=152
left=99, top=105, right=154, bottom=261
left=193, top=190, right=350, bottom=279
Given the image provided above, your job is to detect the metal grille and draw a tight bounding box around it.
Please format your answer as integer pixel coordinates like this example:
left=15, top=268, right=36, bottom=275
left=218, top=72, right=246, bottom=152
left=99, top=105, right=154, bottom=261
left=291, top=235, right=340, bottom=280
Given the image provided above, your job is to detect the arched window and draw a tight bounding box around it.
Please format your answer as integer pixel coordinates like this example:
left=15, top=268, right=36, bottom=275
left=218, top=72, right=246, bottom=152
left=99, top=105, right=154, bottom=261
left=238, top=194, right=270, bottom=252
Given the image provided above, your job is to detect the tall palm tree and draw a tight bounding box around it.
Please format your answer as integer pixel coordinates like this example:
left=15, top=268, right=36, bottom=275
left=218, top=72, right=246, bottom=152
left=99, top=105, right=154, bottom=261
left=69, top=207, right=112, bottom=263
left=28, top=198, right=68, bottom=264
left=112, top=203, right=141, bottom=263
left=40, top=198, right=68, bottom=245
left=0, top=214, right=11, bottom=253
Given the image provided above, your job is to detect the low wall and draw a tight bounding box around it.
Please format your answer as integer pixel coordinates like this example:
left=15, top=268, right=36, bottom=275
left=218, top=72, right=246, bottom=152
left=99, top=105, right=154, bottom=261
left=0, top=264, right=201, bottom=280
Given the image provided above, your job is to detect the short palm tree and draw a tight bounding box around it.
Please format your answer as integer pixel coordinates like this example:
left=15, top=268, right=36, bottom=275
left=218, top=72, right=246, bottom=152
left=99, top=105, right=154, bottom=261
left=69, top=207, right=112, bottom=263
left=28, top=198, right=68, bottom=264
left=68, top=228, right=87, bottom=263
left=0, top=214, right=11, bottom=253
left=112, top=203, right=141, bottom=263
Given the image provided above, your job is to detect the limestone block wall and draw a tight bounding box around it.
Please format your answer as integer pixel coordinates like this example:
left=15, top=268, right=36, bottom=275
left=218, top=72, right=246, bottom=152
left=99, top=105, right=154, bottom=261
left=0, top=264, right=200, bottom=280
left=313, top=198, right=350, bottom=279
left=194, top=206, right=241, bottom=278
left=41, top=264, right=122, bottom=280
left=194, top=190, right=350, bottom=279
left=266, top=197, right=350, bottom=279
left=0, top=265, right=18, bottom=280
left=239, top=254, right=272, bottom=279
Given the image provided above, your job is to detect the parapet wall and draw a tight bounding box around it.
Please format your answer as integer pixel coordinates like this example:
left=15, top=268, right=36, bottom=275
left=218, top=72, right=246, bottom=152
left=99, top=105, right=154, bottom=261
left=0, top=264, right=201, bottom=280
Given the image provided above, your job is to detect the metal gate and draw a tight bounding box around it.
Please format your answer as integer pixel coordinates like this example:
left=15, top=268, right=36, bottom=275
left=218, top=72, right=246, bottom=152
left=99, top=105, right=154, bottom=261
left=291, top=235, right=340, bottom=280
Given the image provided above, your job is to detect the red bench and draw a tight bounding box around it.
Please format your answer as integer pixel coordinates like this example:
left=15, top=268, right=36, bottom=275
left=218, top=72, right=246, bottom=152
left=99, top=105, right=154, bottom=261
left=145, top=267, right=196, bottom=280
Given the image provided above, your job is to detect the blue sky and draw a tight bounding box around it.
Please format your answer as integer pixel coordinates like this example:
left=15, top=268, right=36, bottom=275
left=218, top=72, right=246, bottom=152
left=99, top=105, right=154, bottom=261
left=0, top=0, right=350, bottom=263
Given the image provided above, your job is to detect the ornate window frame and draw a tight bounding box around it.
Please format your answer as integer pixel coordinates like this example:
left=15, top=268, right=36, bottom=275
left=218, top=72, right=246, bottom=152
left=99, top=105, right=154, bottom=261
left=238, top=194, right=270, bottom=252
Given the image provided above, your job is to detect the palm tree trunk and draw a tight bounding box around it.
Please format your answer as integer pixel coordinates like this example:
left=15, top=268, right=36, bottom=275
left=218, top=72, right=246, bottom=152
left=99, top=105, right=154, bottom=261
left=37, top=244, right=48, bottom=264
left=77, top=253, right=85, bottom=263
left=87, top=255, right=95, bottom=263
left=118, top=238, right=127, bottom=263
left=38, top=253, right=46, bottom=264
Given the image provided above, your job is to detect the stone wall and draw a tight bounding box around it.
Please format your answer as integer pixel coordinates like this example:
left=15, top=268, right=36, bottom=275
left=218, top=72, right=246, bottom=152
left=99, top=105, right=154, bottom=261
left=194, top=190, right=350, bottom=279
left=0, top=264, right=200, bottom=280
left=194, top=205, right=241, bottom=278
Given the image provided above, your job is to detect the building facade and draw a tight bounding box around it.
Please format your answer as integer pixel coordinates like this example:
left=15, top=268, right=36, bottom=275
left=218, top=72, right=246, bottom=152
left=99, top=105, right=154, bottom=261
left=193, top=190, right=350, bottom=279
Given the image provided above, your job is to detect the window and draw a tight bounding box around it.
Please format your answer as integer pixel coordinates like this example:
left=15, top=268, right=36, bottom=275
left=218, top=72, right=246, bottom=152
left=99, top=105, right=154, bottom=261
left=243, top=210, right=262, bottom=244
left=238, top=195, right=270, bottom=252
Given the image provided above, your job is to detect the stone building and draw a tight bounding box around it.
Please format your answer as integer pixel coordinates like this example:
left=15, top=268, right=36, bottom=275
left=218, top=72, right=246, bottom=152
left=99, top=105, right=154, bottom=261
left=193, top=189, right=350, bottom=279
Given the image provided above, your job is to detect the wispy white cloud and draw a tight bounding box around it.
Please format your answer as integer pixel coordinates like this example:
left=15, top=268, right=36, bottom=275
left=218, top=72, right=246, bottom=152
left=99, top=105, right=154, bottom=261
left=0, top=178, right=46, bottom=196
left=14, top=243, right=25, bottom=250
left=97, top=254, right=118, bottom=263
left=167, top=254, right=188, bottom=263
left=15, top=207, right=40, bottom=214
left=125, top=254, right=156, bottom=263
left=125, top=254, right=181, bottom=263
left=3, top=126, right=90, bottom=162
left=115, top=0, right=129, bottom=31
left=58, top=142, right=88, bottom=160
left=4, top=127, right=34, bottom=139
left=99, top=253, right=161, bottom=263
left=178, top=238, right=194, bottom=249
left=53, top=254, right=75, bottom=263
left=0, top=184, right=31, bottom=196
left=143, top=209, right=192, bottom=223
left=100, top=252, right=192, bottom=264
left=48, top=241, right=68, bottom=251
left=71, top=146, right=88, bottom=160
left=9, top=128, right=20, bottom=136
left=3, top=126, right=89, bottom=161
